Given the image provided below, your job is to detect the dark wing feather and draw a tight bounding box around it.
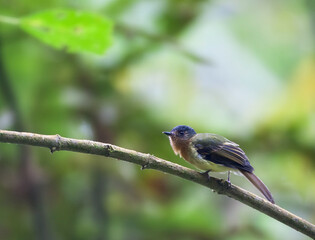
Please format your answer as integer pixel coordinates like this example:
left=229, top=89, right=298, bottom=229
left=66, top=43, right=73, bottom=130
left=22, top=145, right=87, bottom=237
left=194, top=135, right=254, bottom=172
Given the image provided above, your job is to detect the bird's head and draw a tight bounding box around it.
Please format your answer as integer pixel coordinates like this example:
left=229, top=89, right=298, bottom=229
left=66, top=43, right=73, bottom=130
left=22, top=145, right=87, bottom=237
left=163, top=125, right=196, bottom=141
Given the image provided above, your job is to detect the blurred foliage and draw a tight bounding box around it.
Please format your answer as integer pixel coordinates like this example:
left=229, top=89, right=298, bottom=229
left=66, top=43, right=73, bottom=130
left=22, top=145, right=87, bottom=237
left=0, top=1, right=314, bottom=240
left=20, top=10, right=113, bottom=54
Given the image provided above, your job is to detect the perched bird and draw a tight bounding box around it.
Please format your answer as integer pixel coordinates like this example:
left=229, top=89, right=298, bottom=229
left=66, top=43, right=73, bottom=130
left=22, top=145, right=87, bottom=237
left=163, top=125, right=275, bottom=203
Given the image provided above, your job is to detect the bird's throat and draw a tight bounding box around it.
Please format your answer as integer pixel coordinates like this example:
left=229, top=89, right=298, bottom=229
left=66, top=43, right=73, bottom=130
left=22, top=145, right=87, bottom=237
left=169, top=137, right=190, bottom=160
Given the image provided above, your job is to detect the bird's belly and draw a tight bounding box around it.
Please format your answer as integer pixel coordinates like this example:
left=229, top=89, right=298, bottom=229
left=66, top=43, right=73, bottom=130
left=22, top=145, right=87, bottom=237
left=191, top=157, right=231, bottom=172
left=183, top=151, right=231, bottom=172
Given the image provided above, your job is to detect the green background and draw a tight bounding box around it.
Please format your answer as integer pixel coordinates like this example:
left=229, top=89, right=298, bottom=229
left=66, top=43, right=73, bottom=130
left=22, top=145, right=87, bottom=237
left=0, top=0, right=314, bottom=239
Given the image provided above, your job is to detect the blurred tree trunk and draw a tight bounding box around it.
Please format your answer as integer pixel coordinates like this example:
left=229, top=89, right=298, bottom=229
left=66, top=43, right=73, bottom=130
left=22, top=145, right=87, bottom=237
left=0, top=40, right=53, bottom=240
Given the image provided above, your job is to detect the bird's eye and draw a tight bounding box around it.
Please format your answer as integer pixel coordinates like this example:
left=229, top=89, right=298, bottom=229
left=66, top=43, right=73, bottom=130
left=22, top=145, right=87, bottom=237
left=178, top=130, right=184, bottom=136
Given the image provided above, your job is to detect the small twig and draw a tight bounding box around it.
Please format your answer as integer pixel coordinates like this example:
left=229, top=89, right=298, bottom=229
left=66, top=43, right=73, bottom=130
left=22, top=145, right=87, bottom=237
left=115, top=23, right=211, bottom=65
left=50, top=134, right=61, bottom=153
left=0, top=129, right=314, bottom=238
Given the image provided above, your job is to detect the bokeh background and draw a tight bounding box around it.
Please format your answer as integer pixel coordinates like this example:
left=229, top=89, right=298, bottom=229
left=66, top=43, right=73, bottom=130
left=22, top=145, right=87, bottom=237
left=0, top=0, right=315, bottom=240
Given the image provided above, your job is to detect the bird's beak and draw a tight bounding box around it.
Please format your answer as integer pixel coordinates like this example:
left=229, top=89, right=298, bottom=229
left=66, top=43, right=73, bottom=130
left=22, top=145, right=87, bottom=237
left=162, top=131, right=172, bottom=136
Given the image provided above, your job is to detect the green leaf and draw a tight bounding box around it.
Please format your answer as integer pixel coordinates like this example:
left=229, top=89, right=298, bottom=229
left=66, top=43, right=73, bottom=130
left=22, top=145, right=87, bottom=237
left=20, top=9, right=113, bottom=54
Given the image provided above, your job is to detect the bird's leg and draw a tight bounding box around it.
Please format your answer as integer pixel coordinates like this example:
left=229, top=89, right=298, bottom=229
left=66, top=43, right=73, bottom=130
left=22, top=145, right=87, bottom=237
left=226, top=171, right=231, bottom=187
left=200, top=170, right=211, bottom=181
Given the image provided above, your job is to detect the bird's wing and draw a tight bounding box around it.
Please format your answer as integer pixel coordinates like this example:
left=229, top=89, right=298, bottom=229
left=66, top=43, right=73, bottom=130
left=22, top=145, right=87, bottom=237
left=193, top=134, right=254, bottom=172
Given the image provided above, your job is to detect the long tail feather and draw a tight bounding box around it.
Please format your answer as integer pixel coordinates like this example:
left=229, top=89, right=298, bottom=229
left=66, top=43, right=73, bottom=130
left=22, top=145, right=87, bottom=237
left=240, top=170, right=275, bottom=204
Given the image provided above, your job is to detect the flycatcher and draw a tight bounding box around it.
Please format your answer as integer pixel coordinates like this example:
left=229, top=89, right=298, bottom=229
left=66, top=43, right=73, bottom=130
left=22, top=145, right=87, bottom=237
left=163, top=125, right=274, bottom=203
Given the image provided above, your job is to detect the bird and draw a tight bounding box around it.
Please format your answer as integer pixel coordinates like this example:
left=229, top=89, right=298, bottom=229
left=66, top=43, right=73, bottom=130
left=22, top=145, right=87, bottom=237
left=163, top=125, right=275, bottom=203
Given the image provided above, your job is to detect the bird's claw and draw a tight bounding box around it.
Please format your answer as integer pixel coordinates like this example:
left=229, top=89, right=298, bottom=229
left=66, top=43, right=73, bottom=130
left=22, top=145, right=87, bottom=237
left=199, top=170, right=211, bottom=182
left=226, top=180, right=231, bottom=188
left=219, top=178, right=231, bottom=188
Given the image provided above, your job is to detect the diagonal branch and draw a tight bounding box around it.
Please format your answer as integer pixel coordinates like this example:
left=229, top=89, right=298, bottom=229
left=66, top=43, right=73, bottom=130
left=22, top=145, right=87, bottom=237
left=0, top=129, right=314, bottom=238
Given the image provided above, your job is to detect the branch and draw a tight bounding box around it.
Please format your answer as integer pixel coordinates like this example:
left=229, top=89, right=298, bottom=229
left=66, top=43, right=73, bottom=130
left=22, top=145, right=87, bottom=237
left=0, top=130, right=314, bottom=238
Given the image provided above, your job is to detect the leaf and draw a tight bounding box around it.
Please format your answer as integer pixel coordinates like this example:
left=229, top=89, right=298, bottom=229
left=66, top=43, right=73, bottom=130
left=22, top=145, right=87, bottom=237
left=20, top=9, right=113, bottom=54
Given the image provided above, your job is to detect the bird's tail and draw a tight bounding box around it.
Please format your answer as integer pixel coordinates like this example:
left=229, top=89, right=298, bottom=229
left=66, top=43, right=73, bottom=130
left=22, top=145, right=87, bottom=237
left=240, top=170, right=275, bottom=204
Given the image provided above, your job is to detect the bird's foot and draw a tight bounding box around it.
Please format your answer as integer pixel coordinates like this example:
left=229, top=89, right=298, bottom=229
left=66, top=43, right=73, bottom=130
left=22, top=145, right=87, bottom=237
left=226, top=171, right=231, bottom=188
left=199, top=170, right=211, bottom=182
left=226, top=180, right=231, bottom=188
left=219, top=178, right=231, bottom=188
